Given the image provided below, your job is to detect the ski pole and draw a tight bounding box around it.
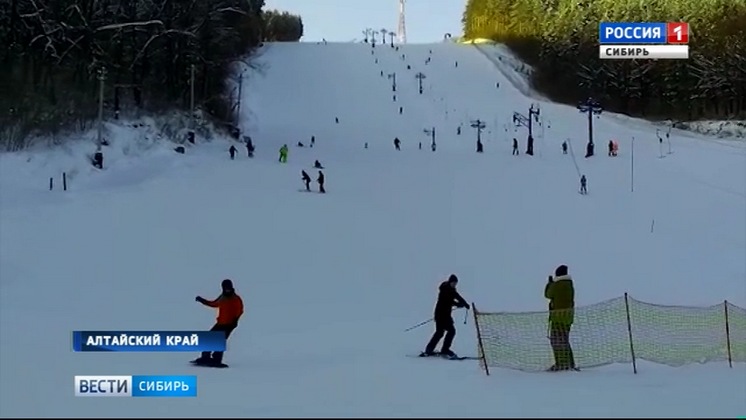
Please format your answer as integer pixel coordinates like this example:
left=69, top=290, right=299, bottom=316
left=404, top=318, right=433, bottom=332
left=463, top=308, right=469, bottom=325
left=404, top=307, right=458, bottom=332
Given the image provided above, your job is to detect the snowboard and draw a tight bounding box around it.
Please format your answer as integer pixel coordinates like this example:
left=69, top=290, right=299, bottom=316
left=190, top=360, right=229, bottom=368
left=407, top=352, right=478, bottom=361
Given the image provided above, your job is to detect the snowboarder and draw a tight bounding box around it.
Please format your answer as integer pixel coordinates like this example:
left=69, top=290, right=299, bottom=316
left=297, top=141, right=305, bottom=147
left=317, top=170, right=325, bottom=193
left=192, top=279, right=244, bottom=367
left=580, top=175, right=587, bottom=194
left=422, top=275, right=469, bottom=358
left=512, top=138, right=519, bottom=155
left=476, top=139, right=483, bottom=153
left=562, top=141, right=568, bottom=155
left=229, top=145, right=237, bottom=160
left=394, top=137, right=401, bottom=151
left=545, top=265, right=576, bottom=371
left=585, top=141, right=594, bottom=158
left=279, top=144, right=288, bottom=163
left=526, top=135, right=534, bottom=156
left=301, top=170, right=311, bottom=191
left=314, top=160, right=324, bottom=169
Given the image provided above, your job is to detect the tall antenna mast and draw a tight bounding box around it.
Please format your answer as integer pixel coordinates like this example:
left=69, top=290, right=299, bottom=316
left=397, top=0, right=407, bottom=44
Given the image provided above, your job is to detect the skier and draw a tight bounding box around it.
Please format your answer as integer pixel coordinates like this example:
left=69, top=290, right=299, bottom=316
left=314, top=160, right=324, bottom=169
left=229, top=145, right=237, bottom=160
left=192, top=279, right=244, bottom=367
left=562, top=141, right=568, bottom=154
left=526, top=135, right=534, bottom=156
left=545, top=265, right=576, bottom=371
left=311, top=136, right=315, bottom=147
left=399, top=106, right=403, bottom=115
left=585, top=141, right=594, bottom=158
left=297, top=141, right=305, bottom=147
left=512, top=138, right=519, bottom=155
left=608, top=140, right=614, bottom=156
left=422, top=274, right=470, bottom=359
left=317, top=170, right=325, bottom=193
left=419, top=142, right=422, bottom=150
left=279, top=144, right=288, bottom=163
left=394, top=137, right=401, bottom=151
left=92, top=150, right=104, bottom=169
left=580, top=175, right=587, bottom=194
left=244, top=136, right=255, bottom=158
left=301, top=170, right=311, bottom=191
left=457, top=126, right=461, bottom=135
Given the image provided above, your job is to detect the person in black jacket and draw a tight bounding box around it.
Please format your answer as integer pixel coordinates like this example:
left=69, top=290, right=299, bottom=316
left=301, top=170, right=311, bottom=191
left=422, top=274, right=469, bottom=358
left=317, top=170, right=325, bottom=193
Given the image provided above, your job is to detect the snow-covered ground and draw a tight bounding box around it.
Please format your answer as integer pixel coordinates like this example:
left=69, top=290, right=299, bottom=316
left=1, top=41, right=745, bottom=417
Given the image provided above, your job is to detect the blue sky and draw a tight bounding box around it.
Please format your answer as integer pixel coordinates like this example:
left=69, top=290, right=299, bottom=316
left=263, top=0, right=466, bottom=43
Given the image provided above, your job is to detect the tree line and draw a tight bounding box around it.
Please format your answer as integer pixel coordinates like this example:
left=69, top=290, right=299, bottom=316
left=462, top=0, right=746, bottom=120
left=0, top=0, right=303, bottom=150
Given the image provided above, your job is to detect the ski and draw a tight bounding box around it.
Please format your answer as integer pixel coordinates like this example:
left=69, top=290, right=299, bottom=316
left=406, top=353, right=478, bottom=361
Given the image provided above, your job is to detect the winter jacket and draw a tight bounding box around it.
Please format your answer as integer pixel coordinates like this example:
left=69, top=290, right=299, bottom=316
left=545, top=275, right=574, bottom=326
left=434, top=281, right=468, bottom=320
left=202, top=292, right=244, bottom=325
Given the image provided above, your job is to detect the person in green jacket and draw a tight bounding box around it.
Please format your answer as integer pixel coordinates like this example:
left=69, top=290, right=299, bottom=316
left=544, top=264, right=576, bottom=371
left=279, top=144, right=288, bottom=163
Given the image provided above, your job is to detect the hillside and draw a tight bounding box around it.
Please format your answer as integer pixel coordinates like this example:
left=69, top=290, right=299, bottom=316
left=0, top=41, right=744, bottom=417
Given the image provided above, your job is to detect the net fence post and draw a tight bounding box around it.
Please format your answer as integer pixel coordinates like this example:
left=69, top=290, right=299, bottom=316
left=623, top=293, right=638, bottom=374
left=724, top=300, right=732, bottom=368
left=472, top=302, right=490, bottom=376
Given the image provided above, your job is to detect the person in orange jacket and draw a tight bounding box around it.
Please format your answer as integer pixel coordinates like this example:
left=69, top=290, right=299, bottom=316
left=192, top=279, right=244, bottom=366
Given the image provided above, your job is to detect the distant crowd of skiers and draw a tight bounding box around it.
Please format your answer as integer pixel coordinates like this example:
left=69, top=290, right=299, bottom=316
left=226, top=134, right=327, bottom=193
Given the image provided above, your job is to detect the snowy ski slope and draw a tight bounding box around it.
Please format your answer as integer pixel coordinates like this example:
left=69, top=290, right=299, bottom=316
left=0, top=41, right=744, bottom=417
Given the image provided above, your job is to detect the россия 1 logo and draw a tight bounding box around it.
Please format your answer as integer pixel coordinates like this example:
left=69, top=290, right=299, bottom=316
left=598, top=22, right=689, bottom=60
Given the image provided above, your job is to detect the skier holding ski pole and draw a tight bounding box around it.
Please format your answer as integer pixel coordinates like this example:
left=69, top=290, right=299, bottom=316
left=420, top=274, right=469, bottom=359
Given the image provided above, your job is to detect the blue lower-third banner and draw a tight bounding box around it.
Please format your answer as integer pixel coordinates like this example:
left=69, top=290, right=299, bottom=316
left=72, top=331, right=226, bottom=352
left=75, top=375, right=197, bottom=397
